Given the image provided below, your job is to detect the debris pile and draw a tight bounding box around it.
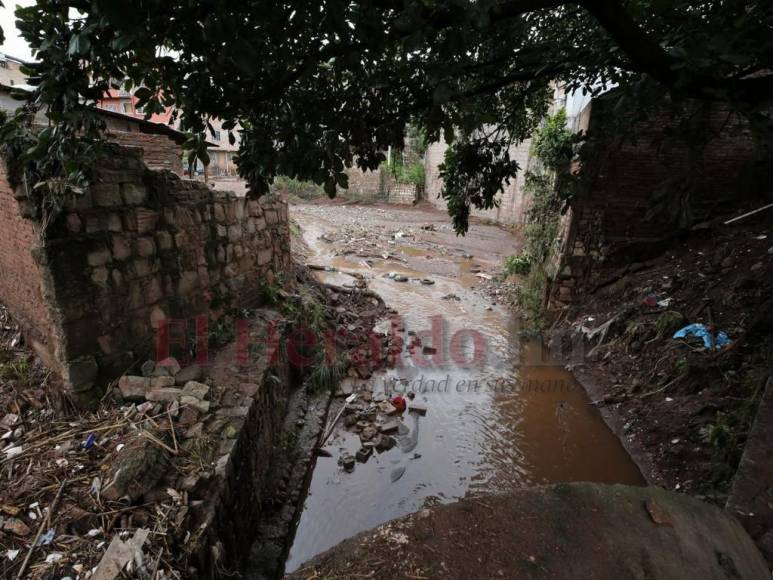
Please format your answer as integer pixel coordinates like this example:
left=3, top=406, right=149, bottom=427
left=0, top=345, right=273, bottom=579
left=556, top=222, right=772, bottom=501
left=321, top=387, right=428, bottom=472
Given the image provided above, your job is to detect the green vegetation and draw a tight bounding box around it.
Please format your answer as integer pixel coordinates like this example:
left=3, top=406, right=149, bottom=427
left=503, top=253, right=531, bottom=276
left=270, top=176, right=325, bottom=200
left=513, top=109, right=577, bottom=329
left=4, top=1, right=771, bottom=229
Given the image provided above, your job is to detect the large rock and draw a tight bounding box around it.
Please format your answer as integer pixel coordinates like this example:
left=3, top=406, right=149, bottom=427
left=118, top=376, right=149, bottom=401
left=175, top=364, right=204, bottom=385
left=287, top=483, right=770, bottom=580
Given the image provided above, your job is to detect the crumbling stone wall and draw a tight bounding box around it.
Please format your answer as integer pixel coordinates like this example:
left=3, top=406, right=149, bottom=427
left=0, top=148, right=290, bottom=405
left=424, top=139, right=534, bottom=225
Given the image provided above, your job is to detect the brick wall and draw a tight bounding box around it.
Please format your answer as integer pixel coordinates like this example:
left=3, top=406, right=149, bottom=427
left=106, top=130, right=184, bottom=175
left=0, top=164, right=59, bottom=368
left=552, top=98, right=770, bottom=304
left=345, top=167, right=384, bottom=200
left=425, top=139, right=534, bottom=225
left=387, top=182, right=418, bottom=205
left=0, top=149, right=290, bottom=404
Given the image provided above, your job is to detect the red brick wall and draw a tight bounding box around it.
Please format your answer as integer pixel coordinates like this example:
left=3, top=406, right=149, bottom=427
left=0, top=164, right=57, bottom=365
left=106, top=130, right=183, bottom=175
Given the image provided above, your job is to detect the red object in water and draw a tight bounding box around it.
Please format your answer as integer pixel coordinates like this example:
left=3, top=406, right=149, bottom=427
left=391, top=395, right=407, bottom=412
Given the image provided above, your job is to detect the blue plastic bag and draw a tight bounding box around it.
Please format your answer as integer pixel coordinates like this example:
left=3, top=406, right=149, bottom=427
left=673, top=323, right=730, bottom=350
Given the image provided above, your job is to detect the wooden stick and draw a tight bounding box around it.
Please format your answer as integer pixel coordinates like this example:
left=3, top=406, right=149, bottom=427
left=16, top=479, right=66, bottom=580
left=724, top=202, right=773, bottom=225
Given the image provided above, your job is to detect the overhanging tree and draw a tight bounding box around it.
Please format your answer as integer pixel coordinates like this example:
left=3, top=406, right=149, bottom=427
left=3, top=0, right=772, bottom=231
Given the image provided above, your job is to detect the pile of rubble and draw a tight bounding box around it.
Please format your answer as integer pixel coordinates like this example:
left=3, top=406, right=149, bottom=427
left=0, top=322, right=271, bottom=580
left=325, top=388, right=427, bottom=471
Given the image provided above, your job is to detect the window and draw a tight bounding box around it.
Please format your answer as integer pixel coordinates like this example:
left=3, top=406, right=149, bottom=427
left=213, top=130, right=222, bottom=141
left=122, top=102, right=133, bottom=114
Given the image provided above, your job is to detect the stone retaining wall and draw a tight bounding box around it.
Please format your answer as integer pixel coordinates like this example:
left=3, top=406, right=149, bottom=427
left=0, top=148, right=291, bottom=405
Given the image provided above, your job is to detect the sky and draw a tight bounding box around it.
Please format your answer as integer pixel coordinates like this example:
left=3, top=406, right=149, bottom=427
left=1, top=1, right=35, bottom=61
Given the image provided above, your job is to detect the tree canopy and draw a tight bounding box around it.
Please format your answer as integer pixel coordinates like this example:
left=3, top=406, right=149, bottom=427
left=3, top=0, right=773, bottom=231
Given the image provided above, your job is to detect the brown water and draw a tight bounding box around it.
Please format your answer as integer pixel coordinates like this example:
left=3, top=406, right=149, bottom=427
left=284, top=204, right=643, bottom=572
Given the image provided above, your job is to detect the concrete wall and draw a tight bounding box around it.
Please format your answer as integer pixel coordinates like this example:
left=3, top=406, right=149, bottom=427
left=0, top=148, right=290, bottom=404
left=424, top=138, right=534, bottom=225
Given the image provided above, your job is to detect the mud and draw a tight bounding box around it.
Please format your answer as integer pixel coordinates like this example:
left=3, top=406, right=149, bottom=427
left=283, top=202, right=643, bottom=572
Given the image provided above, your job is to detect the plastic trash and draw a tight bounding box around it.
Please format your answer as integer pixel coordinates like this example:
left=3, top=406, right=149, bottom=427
left=391, top=395, right=406, bottom=412
left=83, top=433, right=97, bottom=450
left=673, top=324, right=730, bottom=350
left=37, top=528, right=55, bottom=546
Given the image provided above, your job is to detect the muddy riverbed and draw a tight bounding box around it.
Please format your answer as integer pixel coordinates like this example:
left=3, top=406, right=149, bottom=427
left=283, top=202, right=643, bottom=573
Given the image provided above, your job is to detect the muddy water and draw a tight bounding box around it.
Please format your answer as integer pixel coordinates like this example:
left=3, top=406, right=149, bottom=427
left=284, top=204, right=643, bottom=572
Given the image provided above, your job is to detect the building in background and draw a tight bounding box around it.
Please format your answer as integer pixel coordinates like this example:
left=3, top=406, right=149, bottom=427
left=97, top=86, right=241, bottom=178
left=0, top=53, right=29, bottom=87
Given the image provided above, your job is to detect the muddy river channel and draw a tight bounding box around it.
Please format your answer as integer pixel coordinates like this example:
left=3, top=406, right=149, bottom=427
left=284, top=202, right=643, bottom=572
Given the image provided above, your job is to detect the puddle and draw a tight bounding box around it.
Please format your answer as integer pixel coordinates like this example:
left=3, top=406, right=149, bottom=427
left=283, top=204, right=643, bottom=572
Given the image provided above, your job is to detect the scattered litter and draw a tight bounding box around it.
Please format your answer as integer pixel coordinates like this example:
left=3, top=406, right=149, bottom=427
left=673, top=324, right=731, bottom=350
left=83, top=433, right=97, bottom=450
left=37, top=528, right=56, bottom=546
left=4, top=445, right=23, bottom=459
left=6, top=549, right=20, bottom=561
left=419, top=278, right=435, bottom=285
left=475, top=272, right=493, bottom=280
left=45, top=552, right=64, bottom=564
left=91, top=528, right=149, bottom=580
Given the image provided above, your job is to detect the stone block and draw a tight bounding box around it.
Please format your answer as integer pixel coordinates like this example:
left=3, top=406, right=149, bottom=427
left=87, top=247, right=112, bottom=267
left=144, top=277, right=164, bottom=304
left=182, top=380, right=210, bottom=400
left=136, top=209, right=160, bottom=234
left=112, top=236, right=131, bottom=260
left=150, top=376, right=176, bottom=389
left=118, top=375, right=149, bottom=401
left=91, top=267, right=109, bottom=286
left=180, top=395, right=210, bottom=413
left=227, top=225, right=242, bottom=242
left=257, top=248, right=273, bottom=265
left=107, top=213, right=123, bottom=232
left=136, top=237, right=156, bottom=257
left=146, top=387, right=183, bottom=402
left=175, top=364, right=203, bottom=385
left=121, top=182, right=147, bottom=205
left=156, top=231, right=173, bottom=251
left=92, top=183, right=122, bottom=207
left=177, top=271, right=199, bottom=295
